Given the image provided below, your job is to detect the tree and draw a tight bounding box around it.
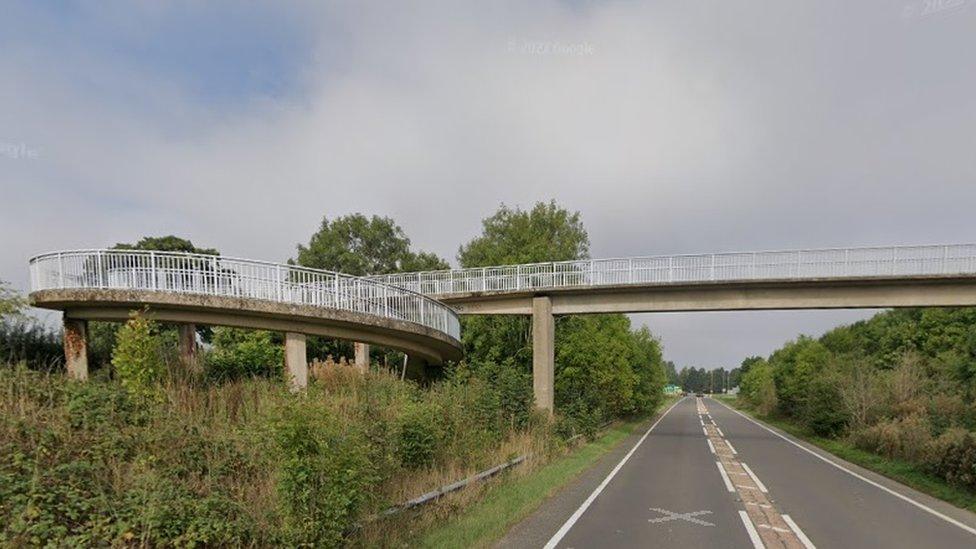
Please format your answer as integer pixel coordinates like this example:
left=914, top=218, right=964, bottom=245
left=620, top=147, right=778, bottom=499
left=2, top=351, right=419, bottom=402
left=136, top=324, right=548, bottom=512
left=0, top=280, right=25, bottom=318
left=295, top=214, right=447, bottom=276
left=458, top=201, right=589, bottom=266
left=294, top=214, right=449, bottom=364
left=459, top=201, right=590, bottom=371
left=113, top=235, right=218, bottom=255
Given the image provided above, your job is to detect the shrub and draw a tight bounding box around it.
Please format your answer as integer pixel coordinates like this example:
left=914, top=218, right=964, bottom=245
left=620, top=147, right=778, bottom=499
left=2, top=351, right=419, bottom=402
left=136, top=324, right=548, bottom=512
left=931, top=431, right=976, bottom=491
left=852, top=414, right=933, bottom=464
left=804, top=374, right=849, bottom=437
left=272, top=400, right=377, bottom=547
left=206, top=328, right=283, bottom=381
left=398, top=402, right=443, bottom=469
left=111, top=313, right=166, bottom=397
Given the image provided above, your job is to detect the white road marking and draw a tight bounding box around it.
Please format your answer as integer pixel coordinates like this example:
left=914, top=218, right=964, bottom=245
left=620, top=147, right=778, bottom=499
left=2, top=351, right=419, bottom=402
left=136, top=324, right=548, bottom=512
left=543, top=397, right=685, bottom=549
left=707, top=439, right=716, bottom=455
left=741, top=462, right=769, bottom=493
left=716, top=462, right=735, bottom=492
left=648, top=507, right=715, bottom=527
left=713, top=399, right=976, bottom=538
left=702, top=426, right=708, bottom=436
left=757, top=523, right=792, bottom=533
left=745, top=502, right=773, bottom=509
left=725, top=439, right=738, bottom=454
left=738, top=510, right=765, bottom=548
left=700, top=418, right=705, bottom=426
left=783, top=514, right=817, bottom=549
left=716, top=427, right=725, bottom=437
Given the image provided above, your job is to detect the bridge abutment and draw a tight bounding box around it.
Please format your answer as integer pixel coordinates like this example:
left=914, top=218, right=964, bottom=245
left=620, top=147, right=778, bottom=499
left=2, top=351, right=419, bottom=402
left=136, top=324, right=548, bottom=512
left=63, top=317, right=89, bottom=381
left=285, top=332, right=308, bottom=391
left=532, top=296, right=554, bottom=413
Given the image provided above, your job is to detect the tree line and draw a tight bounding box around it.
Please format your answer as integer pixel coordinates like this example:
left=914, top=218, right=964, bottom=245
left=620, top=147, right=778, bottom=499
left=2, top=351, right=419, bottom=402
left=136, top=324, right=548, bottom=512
left=738, top=307, right=976, bottom=492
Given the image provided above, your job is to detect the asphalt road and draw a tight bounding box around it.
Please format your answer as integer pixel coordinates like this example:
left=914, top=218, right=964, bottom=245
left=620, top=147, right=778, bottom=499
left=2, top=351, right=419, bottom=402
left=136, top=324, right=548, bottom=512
left=530, top=396, right=976, bottom=549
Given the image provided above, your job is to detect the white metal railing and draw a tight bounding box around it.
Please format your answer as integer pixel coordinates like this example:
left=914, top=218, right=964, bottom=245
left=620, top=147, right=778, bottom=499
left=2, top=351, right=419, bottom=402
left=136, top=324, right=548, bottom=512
left=28, top=249, right=461, bottom=340
left=371, top=244, right=976, bottom=296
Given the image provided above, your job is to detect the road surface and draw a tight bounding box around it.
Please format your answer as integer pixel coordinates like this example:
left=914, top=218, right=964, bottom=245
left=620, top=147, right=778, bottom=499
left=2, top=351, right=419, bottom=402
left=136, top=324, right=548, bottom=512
left=517, top=396, right=976, bottom=549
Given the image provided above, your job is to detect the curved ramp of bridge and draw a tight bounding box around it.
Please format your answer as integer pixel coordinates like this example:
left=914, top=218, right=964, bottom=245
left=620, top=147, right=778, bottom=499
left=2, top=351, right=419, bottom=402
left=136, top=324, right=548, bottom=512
left=371, top=243, right=976, bottom=314
left=29, top=250, right=462, bottom=363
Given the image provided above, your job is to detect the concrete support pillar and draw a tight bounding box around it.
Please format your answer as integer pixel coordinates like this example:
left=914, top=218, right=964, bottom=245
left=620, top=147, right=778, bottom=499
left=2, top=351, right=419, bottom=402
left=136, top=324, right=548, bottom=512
left=404, top=354, right=429, bottom=382
left=532, top=296, right=555, bottom=413
left=63, top=318, right=89, bottom=381
left=284, top=332, right=307, bottom=391
left=178, top=323, right=198, bottom=375
left=354, top=342, right=370, bottom=374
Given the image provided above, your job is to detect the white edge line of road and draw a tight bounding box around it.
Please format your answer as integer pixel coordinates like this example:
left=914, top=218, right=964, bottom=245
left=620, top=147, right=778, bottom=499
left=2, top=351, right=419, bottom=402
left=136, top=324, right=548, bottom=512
left=726, top=439, right=738, bottom=454
left=716, top=461, right=736, bottom=492
left=542, top=397, right=685, bottom=549
left=738, top=510, right=765, bottom=549
left=707, top=438, right=716, bottom=455
left=713, top=398, right=976, bottom=538
left=782, top=514, right=817, bottom=549
left=740, top=462, right=769, bottom=493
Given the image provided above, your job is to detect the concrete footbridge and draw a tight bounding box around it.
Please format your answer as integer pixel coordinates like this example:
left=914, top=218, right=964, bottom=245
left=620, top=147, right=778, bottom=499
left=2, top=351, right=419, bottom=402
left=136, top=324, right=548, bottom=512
left=28, top=249, right=462, bottom=388
left=373, top=243, right=976, bottom=409
left=29, top=244, right=976, bottom=410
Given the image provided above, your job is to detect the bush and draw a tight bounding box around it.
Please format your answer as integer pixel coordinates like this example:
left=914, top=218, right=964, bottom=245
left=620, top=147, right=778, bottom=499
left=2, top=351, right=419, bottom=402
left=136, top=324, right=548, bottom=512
left=206, top=328, right=283, bottom=381
left=111, top=313, right=166, bottom=397
left=852, top=414, right=933, bottom=464
left=804, top=373, right=849, bottom=437
left=398, top=402, right=443, bottom=469
left=273, top=399, right=377, bottom=546
left=931, top=432, right=976, bottom=491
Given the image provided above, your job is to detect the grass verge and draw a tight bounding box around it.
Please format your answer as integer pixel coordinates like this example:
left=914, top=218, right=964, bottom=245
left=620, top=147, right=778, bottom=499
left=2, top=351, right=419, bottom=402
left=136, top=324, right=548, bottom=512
left=720, top=397, right=976, bottom=513
left=415, top=399, right=677, bottom=548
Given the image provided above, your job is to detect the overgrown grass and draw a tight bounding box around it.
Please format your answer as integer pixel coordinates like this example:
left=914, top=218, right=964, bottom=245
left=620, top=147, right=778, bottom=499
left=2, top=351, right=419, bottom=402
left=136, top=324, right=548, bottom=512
left=724, top=397, right=976, bottom=513
left=0, top=362, right=551, bottom=546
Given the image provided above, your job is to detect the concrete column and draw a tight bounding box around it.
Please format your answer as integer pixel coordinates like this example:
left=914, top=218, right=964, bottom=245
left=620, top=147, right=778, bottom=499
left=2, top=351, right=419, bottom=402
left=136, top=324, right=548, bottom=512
left=404, top=354, right=429, bottom=382
left=532, top=296, right=554, bottom=413
left=63, top=318, right=89, bottom=381
left=354, top=342, right=370, bottom=374
left=284, top=332, right=307, bottom=391
left=178, top=323, right=198, bottom=374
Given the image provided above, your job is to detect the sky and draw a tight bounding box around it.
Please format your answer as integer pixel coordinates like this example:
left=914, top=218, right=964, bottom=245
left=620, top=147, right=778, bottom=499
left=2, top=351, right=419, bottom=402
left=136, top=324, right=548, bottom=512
left=2, top=1, right=974, bottom=369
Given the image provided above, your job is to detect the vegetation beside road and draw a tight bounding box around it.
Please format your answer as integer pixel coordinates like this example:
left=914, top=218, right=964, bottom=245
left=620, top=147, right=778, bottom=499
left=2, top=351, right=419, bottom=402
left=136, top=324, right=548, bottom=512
left=0, top=200, right=670, bottom=546
left=735, top=307, right=976, bottom=506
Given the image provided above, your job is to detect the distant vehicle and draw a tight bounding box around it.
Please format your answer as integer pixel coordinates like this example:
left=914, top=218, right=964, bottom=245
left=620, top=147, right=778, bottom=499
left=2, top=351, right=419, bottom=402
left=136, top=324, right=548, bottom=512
left=695, top=392, right=704, bottom=397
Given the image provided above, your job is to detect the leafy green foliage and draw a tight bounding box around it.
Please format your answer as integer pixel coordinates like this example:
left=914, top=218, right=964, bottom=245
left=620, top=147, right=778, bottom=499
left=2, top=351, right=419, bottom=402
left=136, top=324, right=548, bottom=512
left=0, top=280, right=25, bottom=318
left=206, top=327, right=283, bottom=381
left=112, top=235, right=219, bottom=256
left=740, top=307, right=976, bottom=494
left=111, top=313, right=166, bottom=397
left=457, top=201, right=589, bottom=266
left=295, top=213, right=447, bottom=276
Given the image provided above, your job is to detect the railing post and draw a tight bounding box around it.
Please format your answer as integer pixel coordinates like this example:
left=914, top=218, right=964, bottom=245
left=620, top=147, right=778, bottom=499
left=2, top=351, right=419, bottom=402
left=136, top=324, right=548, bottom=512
left=276, top=265, right=282, bottom=301
left=384, top=285, right=389, bottom=316
left=150, top=251, right=157, bottom=290
left=668, top=257, right=673, bottom=283
left=516, top=264, right=522, bottom=290
left=58, top=252, right=64, bottom=288
left=482, top=267, right=487, bottom=291
left=710, top=254, right=715, bottom=281
left=628, top=258, right=634, bottom=284
left=942, top=245, right=949, bottom=274
left=96, top=251, right=104, bottom=288
left=891, top=248, right=897, bottom=275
